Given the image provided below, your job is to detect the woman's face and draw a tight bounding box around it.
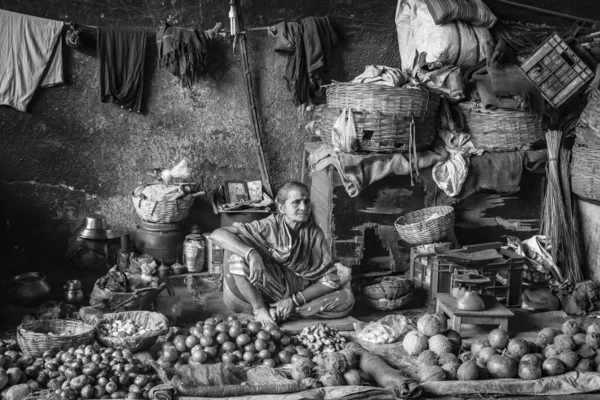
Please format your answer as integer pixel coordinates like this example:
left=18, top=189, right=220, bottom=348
left=279, top=188, right=311, bottom=229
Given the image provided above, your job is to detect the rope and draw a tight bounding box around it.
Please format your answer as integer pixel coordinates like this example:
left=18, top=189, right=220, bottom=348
left=408, top=115, right=419, bottom=186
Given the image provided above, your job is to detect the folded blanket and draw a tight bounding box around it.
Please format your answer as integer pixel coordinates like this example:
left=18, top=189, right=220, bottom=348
left=0, top=10, right=64, bottom=112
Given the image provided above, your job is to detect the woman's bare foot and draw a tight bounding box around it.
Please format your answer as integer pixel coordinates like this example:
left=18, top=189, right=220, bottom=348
left=254, top=307, right=276, bottom=326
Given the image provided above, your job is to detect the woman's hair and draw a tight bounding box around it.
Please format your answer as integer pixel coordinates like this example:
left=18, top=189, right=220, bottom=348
left=276, top=181, right=309, bottom=207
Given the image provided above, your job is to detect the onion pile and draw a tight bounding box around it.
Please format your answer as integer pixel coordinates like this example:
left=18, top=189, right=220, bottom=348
left=295, top=323, right=346, bottom=355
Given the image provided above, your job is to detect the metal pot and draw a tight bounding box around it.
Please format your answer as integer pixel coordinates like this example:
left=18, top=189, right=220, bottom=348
left=134, top=220, right=185, bottom=266
left=63, top=280, right=84, bottom=305
left=9, top=272, right=52, bottom=306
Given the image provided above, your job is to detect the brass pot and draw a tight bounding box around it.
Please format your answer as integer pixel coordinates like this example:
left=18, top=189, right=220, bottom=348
left=9, top=272, right=52, bottom=306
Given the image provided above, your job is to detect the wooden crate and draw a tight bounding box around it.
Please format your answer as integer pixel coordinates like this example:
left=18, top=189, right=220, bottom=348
left=520, top=33, right=594, bottom=108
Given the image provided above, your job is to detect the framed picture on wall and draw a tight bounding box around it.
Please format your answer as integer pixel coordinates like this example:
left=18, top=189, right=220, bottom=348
left=246, top=180, right=263, bottom=202
left=225, top=181, right=250, bottom=204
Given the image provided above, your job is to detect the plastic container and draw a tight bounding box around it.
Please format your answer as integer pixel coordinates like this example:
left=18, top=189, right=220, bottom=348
left=203, top=232, right=224, bottom=274
left=410, top=243, right=524, bottom=307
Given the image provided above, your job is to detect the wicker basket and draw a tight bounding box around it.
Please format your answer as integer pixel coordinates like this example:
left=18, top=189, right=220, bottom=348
left=132, top=193, right=195, bottom=223
left=17, top=319, right=95, bottom=357
left=458, top=102, right=546, bottom=152
left=362, top=276, right=414, bottom=301
left=576, top=87, right=600, bottom=145
left=394, top=206, right=455, bottom=246
left=571, top=138, right=600, bottom=202
left=364, top=291, right=414, bottom=311
left=321, top=83, right=440, bottom=152
left=96, top=311, right=170, bottom=352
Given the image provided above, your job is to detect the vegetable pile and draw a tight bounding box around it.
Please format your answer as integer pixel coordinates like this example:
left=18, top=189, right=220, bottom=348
left=101, top=320, right=147, bottom=337
left=157, top=315, right=310, bottom=368
left=0, top=339, right=161, bottom=400
left=294, top=323, right=346, bottom=355
left=404, top=313, right=600, bottom=382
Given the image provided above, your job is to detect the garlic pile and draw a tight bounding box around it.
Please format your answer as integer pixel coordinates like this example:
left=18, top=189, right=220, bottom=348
left=101, top=319, right=146, bottom=337
left=295, top=323, right=346, bottom=355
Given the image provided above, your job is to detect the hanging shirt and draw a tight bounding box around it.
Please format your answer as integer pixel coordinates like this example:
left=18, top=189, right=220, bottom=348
left=98, top=28, right=147, bottom=112
left=0, top=10, right=64, bottom=112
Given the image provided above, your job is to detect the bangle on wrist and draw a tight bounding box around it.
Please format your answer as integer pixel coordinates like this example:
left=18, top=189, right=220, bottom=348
left=296, top=292, right=306, bottom=306
left=291, top=294, right=300, bottom=307
left=245, top=248, right=257, bottom=262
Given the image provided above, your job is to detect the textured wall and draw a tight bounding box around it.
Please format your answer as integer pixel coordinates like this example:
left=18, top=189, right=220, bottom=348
left=1, top=0, right=598, bottom=276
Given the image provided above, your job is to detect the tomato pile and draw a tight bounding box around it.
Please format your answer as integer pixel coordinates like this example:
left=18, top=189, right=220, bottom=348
left=156, top=315, right=311, bottom=368
left=0, top=340, right=160, bottom=400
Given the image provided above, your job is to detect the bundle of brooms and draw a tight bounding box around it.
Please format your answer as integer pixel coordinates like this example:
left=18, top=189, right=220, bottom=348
left=540, top=130, right=584, bottom=285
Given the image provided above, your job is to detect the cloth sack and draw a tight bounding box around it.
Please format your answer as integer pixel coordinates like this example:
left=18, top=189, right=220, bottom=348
left=396, top=0, right=493, bottom=73
left=414, top=64, right=465, bottom=101
left=331, top=109, right=359, bottom=153
left=352, top=65, right=409, bottom=87
left=422, top=0, right=497, bottom=27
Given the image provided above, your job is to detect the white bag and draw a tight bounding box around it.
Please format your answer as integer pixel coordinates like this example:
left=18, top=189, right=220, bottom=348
left=396, top=0, right=493, bottom=73
left=331, top=108, right=359, bottom=153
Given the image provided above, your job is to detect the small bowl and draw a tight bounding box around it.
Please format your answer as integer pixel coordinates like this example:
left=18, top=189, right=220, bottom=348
left=171, top=263, right=187, bottom=275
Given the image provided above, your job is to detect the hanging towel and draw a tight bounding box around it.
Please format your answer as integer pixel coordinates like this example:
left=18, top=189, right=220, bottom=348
left=0, top=10, right=64, bottom=112
left=98, top=28, right=147, bottom=112
left=272, top=17, right=337, bottom=105
left=156, top=24, right=208, bottom=88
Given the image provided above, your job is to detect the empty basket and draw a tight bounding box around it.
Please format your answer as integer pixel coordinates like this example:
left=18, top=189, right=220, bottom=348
left=394, top=206, right=455, bottom=246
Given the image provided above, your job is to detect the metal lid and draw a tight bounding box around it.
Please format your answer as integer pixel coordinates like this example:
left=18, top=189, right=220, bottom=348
left=138, top=219, right=185, bottom=231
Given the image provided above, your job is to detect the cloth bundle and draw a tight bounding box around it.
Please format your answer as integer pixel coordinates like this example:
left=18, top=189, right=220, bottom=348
left=156, top=24, right=209, bottom=88
left=270, top=17, right=338, bottom=105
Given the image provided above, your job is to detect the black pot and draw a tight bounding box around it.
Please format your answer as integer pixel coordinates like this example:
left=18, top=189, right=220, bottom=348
left=134, top=220, right=185, bottom=266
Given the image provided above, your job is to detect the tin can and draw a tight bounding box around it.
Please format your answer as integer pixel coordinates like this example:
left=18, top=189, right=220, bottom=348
left=182, top=233, right=205, bottom=272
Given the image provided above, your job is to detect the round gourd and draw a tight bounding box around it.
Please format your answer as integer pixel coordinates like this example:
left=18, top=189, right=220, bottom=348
left=403, top=331, right=428, bottom=356
left=428, top=334, right=453, bottom=356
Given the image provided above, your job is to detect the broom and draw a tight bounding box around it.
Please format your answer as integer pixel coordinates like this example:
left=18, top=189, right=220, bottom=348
left=540, top=131, right=583, bottom=285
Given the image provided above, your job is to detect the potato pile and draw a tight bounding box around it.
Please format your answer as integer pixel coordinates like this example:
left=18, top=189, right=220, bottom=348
left=403, top=313, right=600, bottom=383
left=294, top=323, right=347, bottom=355
left=0, top=340, right=161, bottom=400
left=101, top=319, right=147, bottom=337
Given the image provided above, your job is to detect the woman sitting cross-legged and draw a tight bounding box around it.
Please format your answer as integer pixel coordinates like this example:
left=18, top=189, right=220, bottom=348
left=210, top=181, right=355, bottom=326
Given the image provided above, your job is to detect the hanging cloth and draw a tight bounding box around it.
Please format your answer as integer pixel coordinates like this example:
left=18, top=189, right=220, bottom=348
left=156, top=24, right=208, bottom=88
left=0, top=9, right=64, bottom=112
left=98, top=28, right=147, bottom=113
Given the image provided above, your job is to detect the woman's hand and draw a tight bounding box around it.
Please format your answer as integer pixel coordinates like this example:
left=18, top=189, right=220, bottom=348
left=246, top=250, right=265, bottom=286
left=270, top=298, right=295, bottom=322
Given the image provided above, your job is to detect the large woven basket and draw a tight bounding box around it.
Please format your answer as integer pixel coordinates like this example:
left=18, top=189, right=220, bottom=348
left=458, top=102, right=546, bottom=152
left=576, top=87, right=600, bottom=145
left=362, top=276, right=414, bottom=301
left=17, top=319, right=95, bottom=357
left=394, top=206, right=455, bottom=246
left=95, top=311, right=170, bottom=352
left=571, top=138, right=600, bottom=202
left=321, top=83, right=440, bottom=152
left=132, top=193, right=195, bottom=223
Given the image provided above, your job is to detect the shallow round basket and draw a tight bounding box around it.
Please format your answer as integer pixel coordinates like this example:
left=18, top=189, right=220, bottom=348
left=571, top=138, right=600, bottom=202
left=132, top=194, right=195, bottom=223
left=394, top=206, right=455, bottom=246
left=96, top=311, right=170, bottom=353
left=364, top=291, right=413, bottom=311
left=17, top=319, right=95, bottom=357
left=362, top=276, right=414, bottom=301
left=458, top=102, right=546, bottom=152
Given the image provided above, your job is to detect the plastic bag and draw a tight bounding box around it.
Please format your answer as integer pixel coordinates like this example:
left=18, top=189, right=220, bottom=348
left=331, top=108, right=359, bottom=153
left=353, top=314, right=409, bottom=344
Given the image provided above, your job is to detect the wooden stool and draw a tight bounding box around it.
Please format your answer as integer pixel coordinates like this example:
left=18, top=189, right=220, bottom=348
left=436, top=293, right=514, bottom=334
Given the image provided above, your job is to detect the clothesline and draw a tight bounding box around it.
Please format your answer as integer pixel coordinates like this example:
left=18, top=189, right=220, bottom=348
left=73, top=20, right=271, bottom=35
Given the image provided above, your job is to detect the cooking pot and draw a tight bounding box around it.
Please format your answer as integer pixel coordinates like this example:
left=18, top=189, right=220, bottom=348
left=74, top=214, right=121, bottom=240
left=9, top=272, right=52, bottom=306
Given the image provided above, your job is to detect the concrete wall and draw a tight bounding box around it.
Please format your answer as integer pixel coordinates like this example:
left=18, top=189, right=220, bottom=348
left=1, top=0, right=599, bottom=278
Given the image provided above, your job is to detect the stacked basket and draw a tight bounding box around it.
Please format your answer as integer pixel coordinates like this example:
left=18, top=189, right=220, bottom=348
left=132, top=183, right=197, bottom=223
left=458, top=102, right=547, bottom=152
left=571, top=87, right=600, bottom=202
left=320, top=83, right=441, bottom=153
